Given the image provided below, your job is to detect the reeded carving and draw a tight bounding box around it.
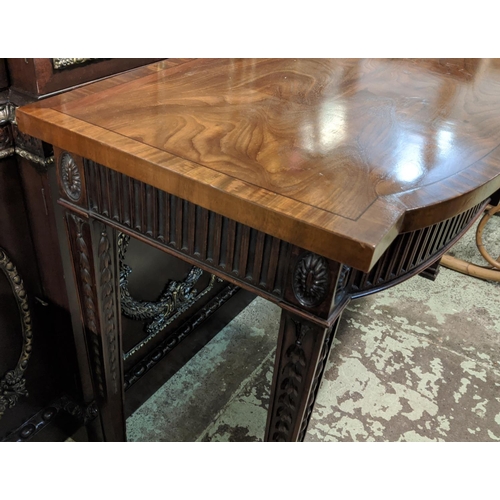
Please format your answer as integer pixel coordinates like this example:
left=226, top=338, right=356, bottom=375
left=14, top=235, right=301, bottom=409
left=86, top=160, right=289, bottom=298
left=0, top=248, right=33, bottom=420
left=292, top=252, right=330, bottom=307
left=348, top=201, right=486, bottom=298
left=61, top=153, right=82, bottom=201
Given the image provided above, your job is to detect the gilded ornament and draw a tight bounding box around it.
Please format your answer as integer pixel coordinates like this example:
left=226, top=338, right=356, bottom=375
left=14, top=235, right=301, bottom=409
left=0, top=248, right=33, bottom=419
left=52, top=58, right=98, bottom=70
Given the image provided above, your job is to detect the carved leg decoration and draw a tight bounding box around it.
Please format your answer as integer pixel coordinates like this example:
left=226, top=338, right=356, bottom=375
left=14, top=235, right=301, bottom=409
left=265, top=310, right=342, bottom=442
left=65, top=213, right=125, bottom=441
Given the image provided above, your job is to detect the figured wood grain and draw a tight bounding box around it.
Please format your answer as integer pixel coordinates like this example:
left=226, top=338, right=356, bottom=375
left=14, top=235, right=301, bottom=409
left=17, top=59, right=500, bottom=272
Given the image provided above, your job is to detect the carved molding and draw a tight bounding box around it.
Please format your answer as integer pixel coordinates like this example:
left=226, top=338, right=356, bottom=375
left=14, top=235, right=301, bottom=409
left=86, top=160, right=290, bottom=300
left=119, top=232, right=223, bottom=360
left=15, top=147, right=54, bottom=168
left=292, top=252, right=330, bottom=307
left=0, top=248, right=33, bottom=420
left=98, top=226, right=119, bottom=394
left=0, top=147, right=14, bottom=159
left=347, top=200, right=486, bottom=298
left=61, top=153, right=82, bottom=201
left=0, top=117, right=55, bottom=166
left=72, top=215, right=106, bottom=399
left=297, top=324, right=337, bottom=441
left=0, top=146, right=54, bottom=166
left=52, top=58, right=99, bottom=70
left=72, top=217, right=120, bottom=396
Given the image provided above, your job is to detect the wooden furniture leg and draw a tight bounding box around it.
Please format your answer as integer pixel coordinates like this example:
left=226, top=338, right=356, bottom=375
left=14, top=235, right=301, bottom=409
left=265, top=250, right=349, bottom=442
left=64, top=212, right=126, bottom=441
left=266, top=310, right=343, bottom=442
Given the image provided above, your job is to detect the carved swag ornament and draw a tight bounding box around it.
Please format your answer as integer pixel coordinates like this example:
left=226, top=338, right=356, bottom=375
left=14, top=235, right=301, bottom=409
left=0, top=249, right=33, bottom=419
left=118, top=233, right=222, bottom=359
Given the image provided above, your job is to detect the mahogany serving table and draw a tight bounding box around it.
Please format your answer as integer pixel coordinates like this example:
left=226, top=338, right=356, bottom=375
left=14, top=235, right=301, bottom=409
left=17, top=58, right=500, bottom=441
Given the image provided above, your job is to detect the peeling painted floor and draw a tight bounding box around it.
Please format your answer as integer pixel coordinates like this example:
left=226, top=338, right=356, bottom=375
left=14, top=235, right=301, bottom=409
left=126, top=216, right=500, bottom=442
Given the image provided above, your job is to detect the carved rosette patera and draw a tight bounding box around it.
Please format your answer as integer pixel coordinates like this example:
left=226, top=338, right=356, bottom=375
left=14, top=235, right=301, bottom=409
left=292, top=252, right=330, bottom=307
left=60, top=152, right=82, bottom=201
left=0, top=248, right=33, bottom=420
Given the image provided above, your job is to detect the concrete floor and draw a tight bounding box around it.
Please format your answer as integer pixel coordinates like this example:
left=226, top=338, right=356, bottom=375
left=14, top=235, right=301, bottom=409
left=126, top=216, right=500, bottom=442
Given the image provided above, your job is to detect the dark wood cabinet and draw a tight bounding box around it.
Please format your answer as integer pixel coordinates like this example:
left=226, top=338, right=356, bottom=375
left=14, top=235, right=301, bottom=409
left=7, top=58, right=163, bottom=99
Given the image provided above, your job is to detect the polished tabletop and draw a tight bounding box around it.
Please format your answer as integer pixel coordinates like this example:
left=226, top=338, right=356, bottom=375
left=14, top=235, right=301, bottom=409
left=17, top=58, right=500, bottom=271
